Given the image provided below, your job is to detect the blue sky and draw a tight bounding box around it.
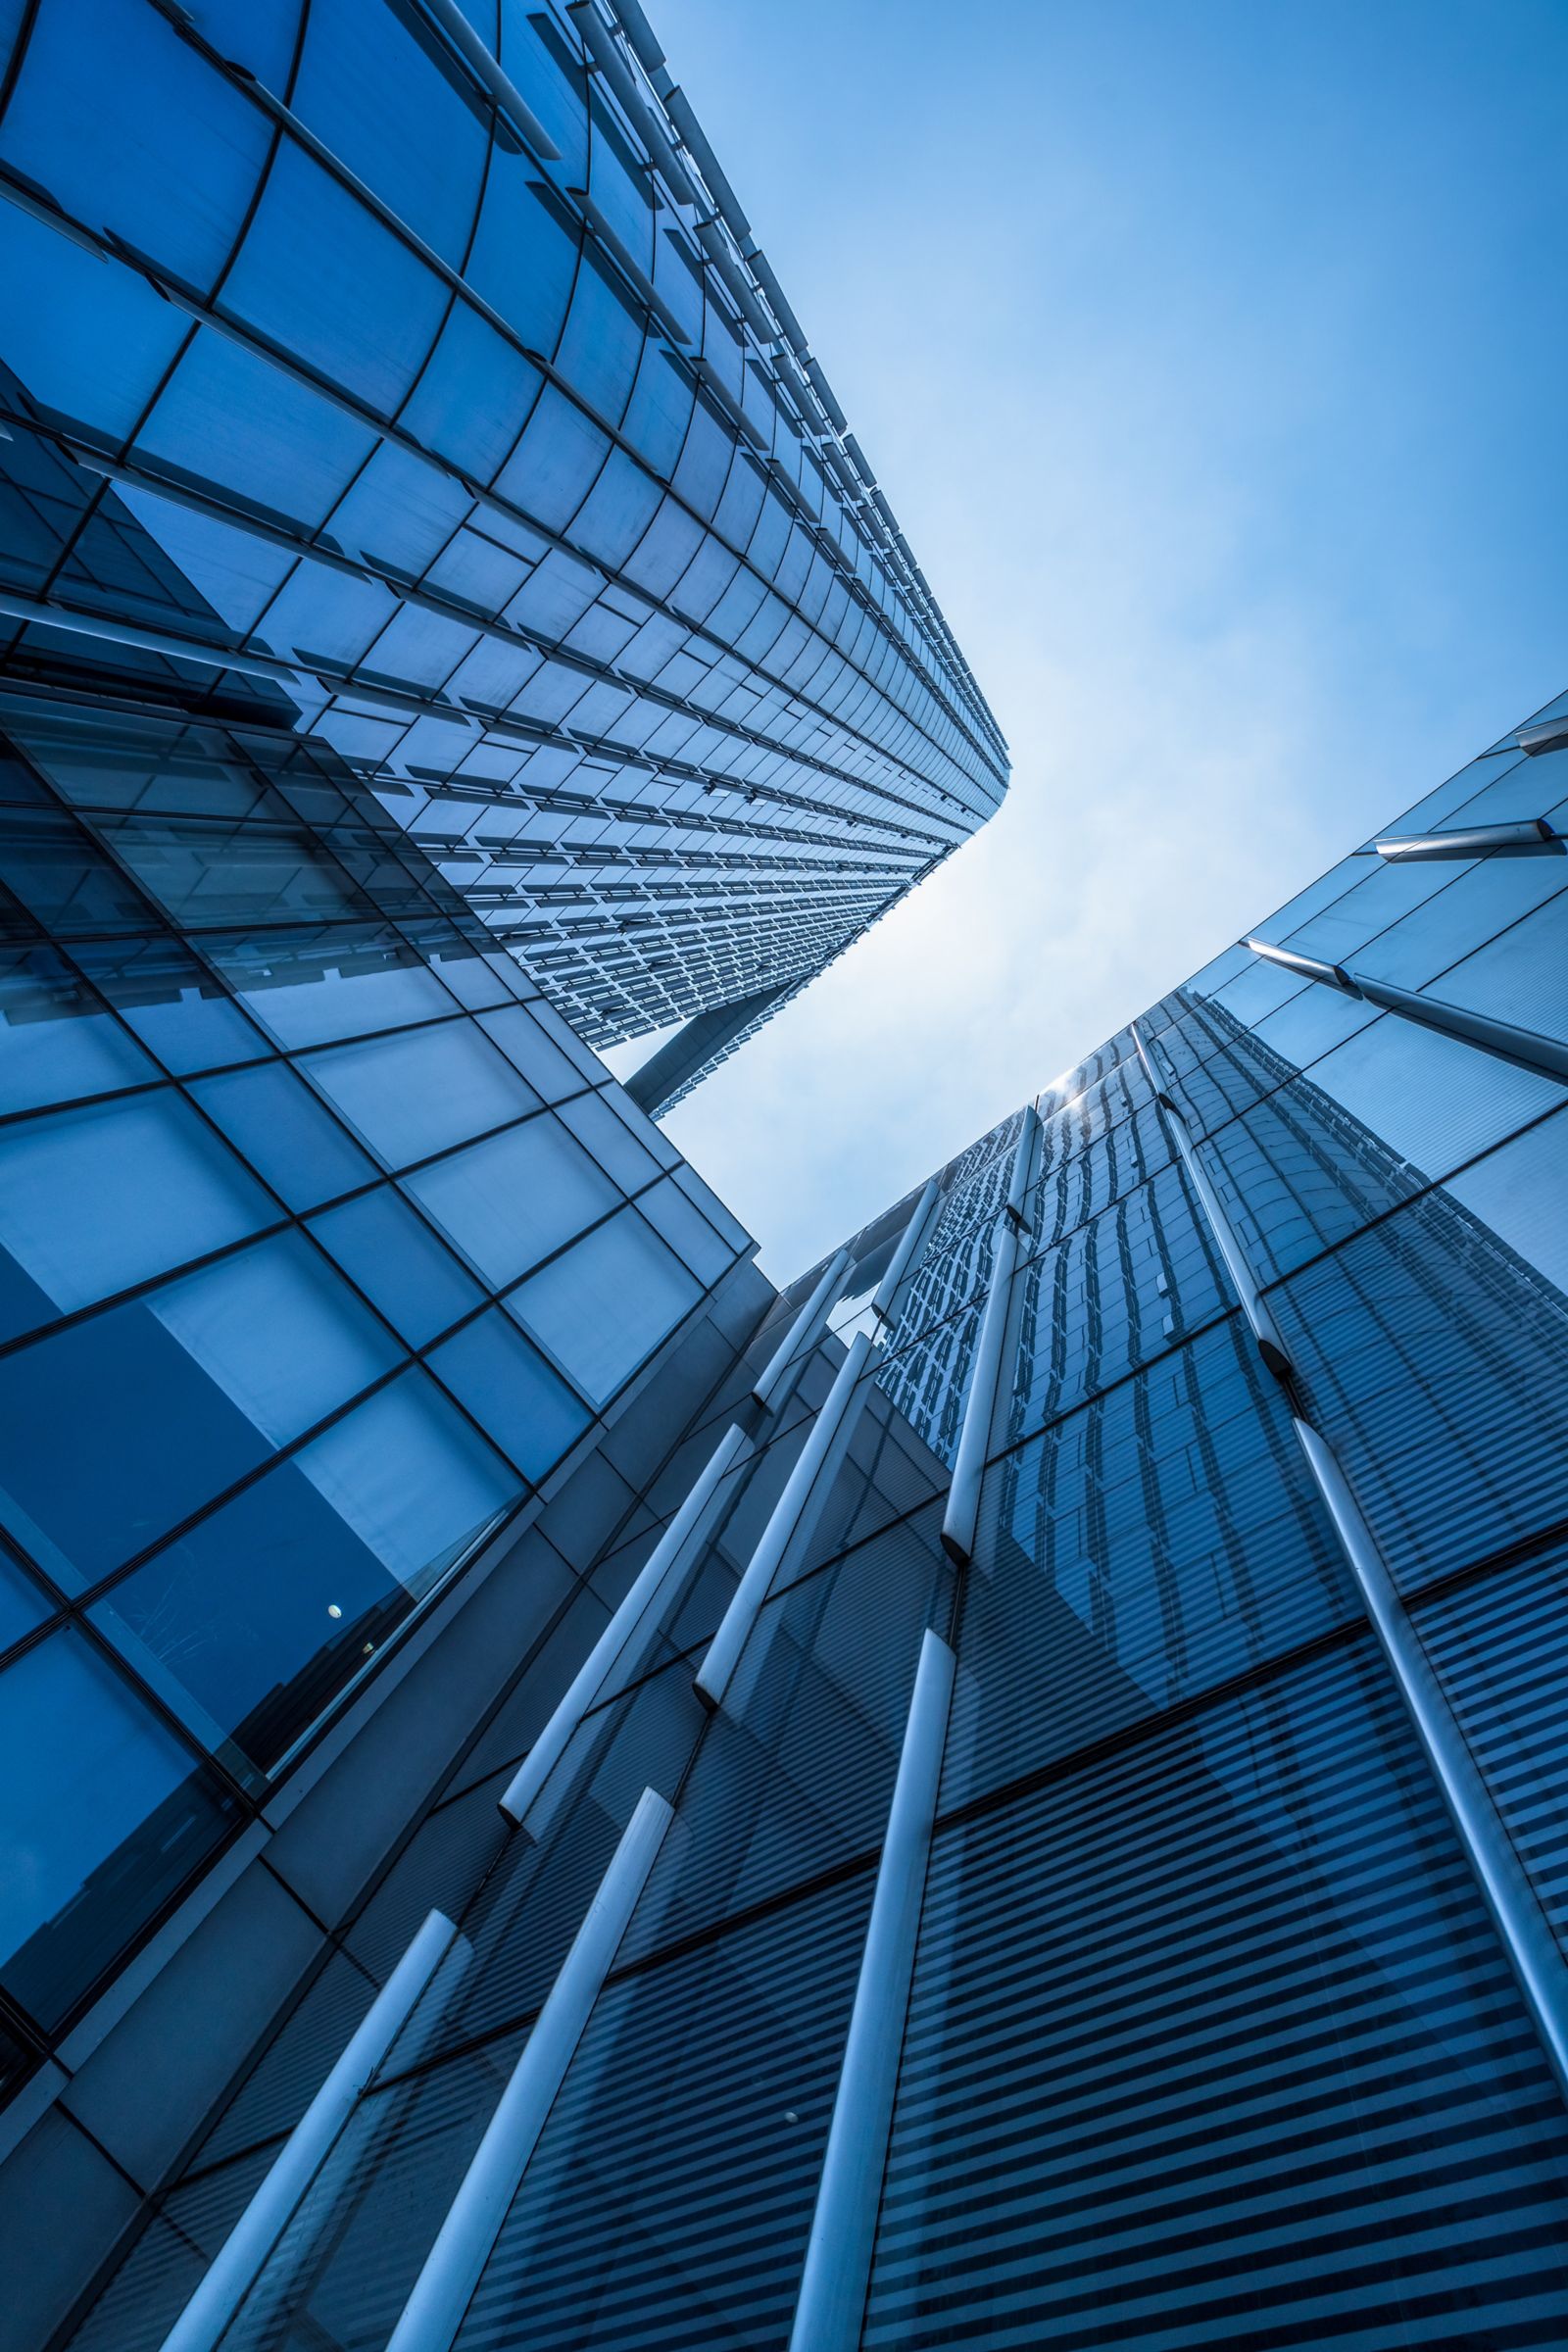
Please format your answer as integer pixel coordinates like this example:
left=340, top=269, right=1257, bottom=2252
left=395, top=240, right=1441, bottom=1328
left=613, top=0, right=1568, bottom=1279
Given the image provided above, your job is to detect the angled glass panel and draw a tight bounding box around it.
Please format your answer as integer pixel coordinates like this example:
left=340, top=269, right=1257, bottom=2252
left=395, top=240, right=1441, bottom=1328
left=0, top=1630, right=236, bottom=2029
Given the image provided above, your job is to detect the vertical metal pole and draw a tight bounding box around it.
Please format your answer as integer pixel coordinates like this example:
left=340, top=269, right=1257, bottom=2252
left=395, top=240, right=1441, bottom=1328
left=941, top=1108, right=1039, bottom=1567
left=788, top=1630, right=956, bottom=2352
left=751, top=1247, right=853, bottom=1411
left=872, top=1178, right=940, bottom=1326
left=499, top=1424, right=750, bottom=1828
left=1133, top=1024, right=1568, bottom=2103
left=385, top=1789, right=673, bottom=2352
left=159, top=1910, right=461, bottom=2352
left=698, top=1331, right=876, bottom=1713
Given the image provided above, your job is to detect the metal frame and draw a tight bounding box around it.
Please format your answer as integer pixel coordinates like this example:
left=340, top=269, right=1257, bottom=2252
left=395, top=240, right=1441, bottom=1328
left=499, top=1425, right=750, bottom=1828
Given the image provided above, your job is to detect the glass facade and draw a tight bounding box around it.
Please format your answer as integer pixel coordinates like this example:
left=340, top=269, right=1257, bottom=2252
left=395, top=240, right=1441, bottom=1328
left=4, top=5, right=1568, bottom=2350
left=0, top=0, right=1008, bottom=1108
left=45, top=689, right=1568, bottom=2351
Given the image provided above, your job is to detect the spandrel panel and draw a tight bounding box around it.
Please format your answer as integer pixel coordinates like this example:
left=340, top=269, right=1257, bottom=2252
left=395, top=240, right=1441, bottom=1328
left=1271, top=1110, right=1568, bottom=1592
left=945, top=1314, right=1349, bottom=1810
left=1414, top=1539, right=1568, bottom=1960
left=867, top=1642, right=1568, bottom=2351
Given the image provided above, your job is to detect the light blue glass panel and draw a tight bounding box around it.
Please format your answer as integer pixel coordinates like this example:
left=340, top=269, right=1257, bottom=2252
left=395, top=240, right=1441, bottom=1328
left=0, top=1091, right=274, bottom=1339
left=187, top=1059, right=376, bottom=1208
left=427, top=1310, right=590, bottom=1482
left=308, top=1186, right=482, bottom=1346
left=0, top=0, right=270, bottom=292
left=0, top=1549, right=49, bottom=1651
left=509, top=1208, right=699, bottom=1405
left=303, top=1019, right=539, bottom=1167
left=146, top=1232, right=401, bottom=1448
left=214, top=932, right=457, bottom=1048
left=404, top=1115, right=618, bottom=1289
left=0, top=947, right=155, bottom=1112
left=296, top=1370, right=517, bottom=1597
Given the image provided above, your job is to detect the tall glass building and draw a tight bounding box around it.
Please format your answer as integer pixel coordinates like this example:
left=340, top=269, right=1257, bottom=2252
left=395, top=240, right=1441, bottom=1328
left=4, top=8, right=1568, bottom=2352
left=0, top=0, right=1007, bottom=1111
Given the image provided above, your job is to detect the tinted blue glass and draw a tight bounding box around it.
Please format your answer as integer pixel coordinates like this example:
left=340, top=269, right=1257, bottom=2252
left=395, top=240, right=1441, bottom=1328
left=187, top=1059, right=376, bottom=1208
left=404, top=1114, right=618, bottom=1289
left=307, top=1186, right=482, bottom=1346
left=0, top=1631, right=235, bottom=2027
left=425, top=1310, right=589, bottom=1482
left=69, top=933, right=270, bottom=1073
left=93, top=1459, right=416, bottom=1773
left=303, top=1019, right=539, bottom=1168
left=508, top=1206, right=700, bottom=1404
left=0, top=1089, right=275, bottom=1341
left=1272, top=1111, right=1568, bottom=1592
left=866, top=1643, right=1568, bottom=2350
left=0, top=946, right=154, bottom=1112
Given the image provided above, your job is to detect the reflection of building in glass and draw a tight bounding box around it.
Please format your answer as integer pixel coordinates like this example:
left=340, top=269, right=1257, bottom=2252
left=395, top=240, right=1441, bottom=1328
left=7, top=4, right=1568, bottom=2347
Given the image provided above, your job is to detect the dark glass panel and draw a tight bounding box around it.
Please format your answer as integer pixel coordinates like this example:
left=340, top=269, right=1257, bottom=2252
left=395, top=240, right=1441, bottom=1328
left=0, top=1630, right=237, bottom=2029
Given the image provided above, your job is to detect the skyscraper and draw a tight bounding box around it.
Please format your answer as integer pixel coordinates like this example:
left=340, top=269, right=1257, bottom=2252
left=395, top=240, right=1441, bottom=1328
left=4, top=7, right=1568, bottom=2352
left=16, top=586, right=1568, bottom=2349
left=0, top=0, right=1008, bottom=1110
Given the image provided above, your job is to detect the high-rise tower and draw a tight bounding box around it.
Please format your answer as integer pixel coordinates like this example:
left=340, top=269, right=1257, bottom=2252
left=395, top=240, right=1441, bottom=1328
left=0, top=0, right=1007, bottom=1112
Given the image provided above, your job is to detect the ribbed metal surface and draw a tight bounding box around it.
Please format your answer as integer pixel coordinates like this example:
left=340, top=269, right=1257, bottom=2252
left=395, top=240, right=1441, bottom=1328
left=865, top=1642, right=1568, bottom=2349
left=945, top=1314, right=1350, bottom=1808
left=1274, top=1176, right=1568, bottom=1592
left=449, top=1877, right=873, bottom=2351
left=1416, top=1541, right=1568, bottom=1954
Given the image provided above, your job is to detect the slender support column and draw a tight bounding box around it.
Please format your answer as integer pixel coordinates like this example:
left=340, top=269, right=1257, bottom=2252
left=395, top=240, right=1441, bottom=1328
left=941, top=1109, right=1039, bottom=1567
left=1350, top=969, right=1568, bottom=1086
left=1245, top=936, right=1568, bottom=1088
left=788, top=1630, right=956, bottom=2352
left=409, top=0, right=563, bottom=160
left=872, top=1178, right=940, bottom=1327
left=751, top=1248, right=852, bottom=1411
left=1138, top=1017, right=1568, bottom=2104
left=160, top=1910, right=461, bottom=2352
left=1375, top=818, right=1560, bottom=862
left=499, top=1425, right=750, bottom=1829
left=1294, top=1420, right=1568, bottom=2103
left=1132, top=1025, right=1295, bottom=1381
left=386, top=1790, right=673, bottom=2352
left=697, top=1330, right=876, bottom=1713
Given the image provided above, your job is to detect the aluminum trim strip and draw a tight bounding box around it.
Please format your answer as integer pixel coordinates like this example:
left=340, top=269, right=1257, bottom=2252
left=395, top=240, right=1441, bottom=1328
left=698, top=1330, right=876, bottom=1713
left=751, top=1247, right=852, bottom=1411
